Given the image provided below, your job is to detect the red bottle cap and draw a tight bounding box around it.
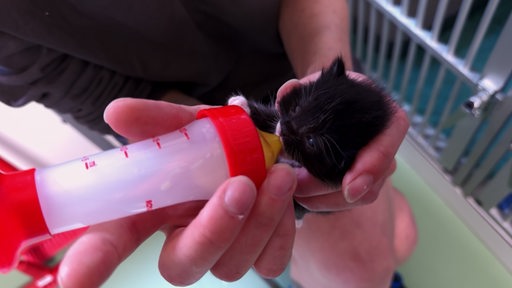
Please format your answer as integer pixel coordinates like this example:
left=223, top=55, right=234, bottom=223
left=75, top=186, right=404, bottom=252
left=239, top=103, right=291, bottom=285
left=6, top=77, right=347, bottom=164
left=197, top=106, right=267, bottom=188
left=0, top=169, right=50, bottom=272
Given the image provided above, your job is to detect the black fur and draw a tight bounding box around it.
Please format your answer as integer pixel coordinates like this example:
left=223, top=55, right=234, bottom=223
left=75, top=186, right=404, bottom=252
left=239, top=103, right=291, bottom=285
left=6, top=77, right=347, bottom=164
left=247, top=57, right=395, bottom=218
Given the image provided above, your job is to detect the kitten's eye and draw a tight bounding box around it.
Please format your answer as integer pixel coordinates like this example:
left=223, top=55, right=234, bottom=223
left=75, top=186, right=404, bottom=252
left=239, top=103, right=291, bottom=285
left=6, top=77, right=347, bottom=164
left=305, top=135, right=317, bottom=149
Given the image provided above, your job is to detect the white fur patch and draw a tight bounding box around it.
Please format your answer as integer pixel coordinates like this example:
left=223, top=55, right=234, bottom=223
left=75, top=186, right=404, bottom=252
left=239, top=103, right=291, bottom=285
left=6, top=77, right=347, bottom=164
left=228, top=95, right=250, bottom=115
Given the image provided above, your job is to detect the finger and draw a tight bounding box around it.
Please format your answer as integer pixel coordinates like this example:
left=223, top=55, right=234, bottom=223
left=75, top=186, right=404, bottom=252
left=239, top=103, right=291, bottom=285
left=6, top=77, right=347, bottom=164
left=276, top=79, right=301, bottom=108
left=58, top=230, right=120, bottom=288
left=295, top=190, right=345, bottom=212
left=58, top=208, right=171, bottom=288
left=342, top=107, right=409, bottom=204
left=103, top=98, right=207, bottom=141
left=275, top=72, right=322, bottom=108
left=210, top=164, right=297, bottom=281
left=387, top=158, right=397, bottom=178
left=158, top=176, right=257, bottom=286
left=253, top=201, right=296, bottom=278
left=346, top=71, right=367, bottom=81
left=293, top=167, right=337, bottom=197
left=298, top=71, right=321, bottom=84
left=295, top=176, right=386, bottom=212
left=292, top=137, right=398, bottom=199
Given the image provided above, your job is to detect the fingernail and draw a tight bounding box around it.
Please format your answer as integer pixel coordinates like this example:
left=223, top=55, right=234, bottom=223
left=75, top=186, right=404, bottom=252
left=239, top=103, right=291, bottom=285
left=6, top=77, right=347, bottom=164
left=224, top=177, right=256, bottom=217
left=344, top=174, right=373, bottom=203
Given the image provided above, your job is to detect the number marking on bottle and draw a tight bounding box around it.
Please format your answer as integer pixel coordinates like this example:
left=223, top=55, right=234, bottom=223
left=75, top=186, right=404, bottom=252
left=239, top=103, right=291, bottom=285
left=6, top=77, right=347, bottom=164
left=120, top=146, right=129, bottom=158
left=153, top=137, right=162, bottom=149
left=146, top=200, right=153, bottom=211
left=179, top=128, right=190, bottom=140
left=81, top=156, right=97, bottom=170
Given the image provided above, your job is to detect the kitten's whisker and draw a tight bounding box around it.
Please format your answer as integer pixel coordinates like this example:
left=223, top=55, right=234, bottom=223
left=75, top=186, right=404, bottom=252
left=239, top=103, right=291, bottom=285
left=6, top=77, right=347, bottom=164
left=323, top=135, right=346, bottom=168
left=321, top=137, right=337, bottom=166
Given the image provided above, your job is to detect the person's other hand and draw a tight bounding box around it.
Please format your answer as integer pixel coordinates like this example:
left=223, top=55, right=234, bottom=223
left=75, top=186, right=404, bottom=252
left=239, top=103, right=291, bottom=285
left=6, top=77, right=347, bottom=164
left=276, top=71, right=409, bottom=213
left=58, top=98, right=297, bottom=288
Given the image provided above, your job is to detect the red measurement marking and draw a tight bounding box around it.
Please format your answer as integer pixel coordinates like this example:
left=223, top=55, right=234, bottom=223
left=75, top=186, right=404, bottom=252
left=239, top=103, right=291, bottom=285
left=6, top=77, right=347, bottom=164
left=145, top=200, right=153, bottom=211
left=120, top=146, right=129, bottom=158
left=87, top=161, right=96, bottom=169
left=179, top=127, right=190, bottom=140
left=81, top=157, right=97, bottom=170
left=152, top=137, right=162, bottom=149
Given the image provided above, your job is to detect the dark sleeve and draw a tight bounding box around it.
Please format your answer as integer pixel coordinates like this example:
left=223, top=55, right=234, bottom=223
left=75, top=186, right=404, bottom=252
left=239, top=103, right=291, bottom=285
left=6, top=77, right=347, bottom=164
left=0, top=31, right=160, bottom=134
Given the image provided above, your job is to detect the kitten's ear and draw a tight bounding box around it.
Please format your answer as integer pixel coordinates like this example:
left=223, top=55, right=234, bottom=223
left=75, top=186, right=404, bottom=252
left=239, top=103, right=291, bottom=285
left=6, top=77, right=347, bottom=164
left=327, top=57, right=347, bottom=78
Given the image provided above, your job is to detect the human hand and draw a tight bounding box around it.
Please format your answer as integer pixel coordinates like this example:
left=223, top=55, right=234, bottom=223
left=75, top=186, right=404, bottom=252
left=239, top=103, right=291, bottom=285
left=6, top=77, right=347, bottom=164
left=58, top=98, right=297, bottom=287
left=275, top=71, right=409, bottom=213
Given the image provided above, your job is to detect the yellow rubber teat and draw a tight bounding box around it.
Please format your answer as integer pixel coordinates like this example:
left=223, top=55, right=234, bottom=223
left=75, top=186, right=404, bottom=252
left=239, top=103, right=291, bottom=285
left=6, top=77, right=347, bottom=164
left=257, top=130, right=282, bottom=169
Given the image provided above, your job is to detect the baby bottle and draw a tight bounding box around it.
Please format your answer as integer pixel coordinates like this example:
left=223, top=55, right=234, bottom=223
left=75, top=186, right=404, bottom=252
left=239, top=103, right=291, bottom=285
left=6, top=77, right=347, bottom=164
left=0, top=105, right=282, bottom=271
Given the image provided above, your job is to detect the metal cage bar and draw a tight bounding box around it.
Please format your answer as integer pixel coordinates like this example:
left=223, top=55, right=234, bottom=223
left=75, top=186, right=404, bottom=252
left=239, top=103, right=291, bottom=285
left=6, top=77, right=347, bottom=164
left=431, top=0, right=449, bottom=41
left=387, top=29, right=405, bottom=93
left=478, top=159, right=512, bottom=210
left=399, top=41, right=418, bottom=103
left=463, top=0, right=500, bottom=70
left=447, top=0, right=474, bottom=55
left=352, top=0, right=512, bottom=248
left=410, top=53, right=432, bottom=118
left=420, top=65, right=445, bottom=133
left=366, top=4, right=379, bottom=73
left=480, top=13, right=512, bottom=92
left=372, top=0, right=481, bottom=85
left=452, top=96, right=511, bottom=186
left=376, top=16, right=390, bottom=79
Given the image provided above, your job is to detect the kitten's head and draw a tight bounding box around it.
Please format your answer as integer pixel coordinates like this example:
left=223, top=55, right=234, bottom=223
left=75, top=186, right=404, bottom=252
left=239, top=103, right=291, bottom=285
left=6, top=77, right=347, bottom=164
left=277, top=57, right=395, bottom=187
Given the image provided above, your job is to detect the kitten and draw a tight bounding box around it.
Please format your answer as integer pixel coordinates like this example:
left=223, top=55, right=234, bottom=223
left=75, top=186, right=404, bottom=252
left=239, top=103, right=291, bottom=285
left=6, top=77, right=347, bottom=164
left=229, top=57, right=395, bottom=218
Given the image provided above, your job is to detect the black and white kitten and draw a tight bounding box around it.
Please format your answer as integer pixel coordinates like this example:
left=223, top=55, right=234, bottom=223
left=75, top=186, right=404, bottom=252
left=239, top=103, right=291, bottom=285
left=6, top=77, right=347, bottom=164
left=229, top=57, right=395, bottom=218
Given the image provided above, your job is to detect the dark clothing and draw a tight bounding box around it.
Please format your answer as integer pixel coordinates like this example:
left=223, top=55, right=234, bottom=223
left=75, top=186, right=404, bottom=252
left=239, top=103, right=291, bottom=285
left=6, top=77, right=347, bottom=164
left=0, top=0, right=293, bottom=133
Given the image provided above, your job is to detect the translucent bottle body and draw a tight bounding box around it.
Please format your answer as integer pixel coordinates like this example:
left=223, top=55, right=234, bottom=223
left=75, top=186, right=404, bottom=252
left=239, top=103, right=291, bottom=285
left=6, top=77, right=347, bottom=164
left=35, top=118, right=229, bottom=234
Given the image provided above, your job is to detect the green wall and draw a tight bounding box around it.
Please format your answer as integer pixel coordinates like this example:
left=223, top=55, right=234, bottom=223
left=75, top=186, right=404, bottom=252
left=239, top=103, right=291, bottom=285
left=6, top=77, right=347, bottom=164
left=393, top=158, right=512, bottom=287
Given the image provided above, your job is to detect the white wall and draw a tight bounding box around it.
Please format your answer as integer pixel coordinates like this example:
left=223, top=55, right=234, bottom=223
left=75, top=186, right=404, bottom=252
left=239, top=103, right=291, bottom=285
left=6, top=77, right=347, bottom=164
left=0, top=102, right=102, bottom=169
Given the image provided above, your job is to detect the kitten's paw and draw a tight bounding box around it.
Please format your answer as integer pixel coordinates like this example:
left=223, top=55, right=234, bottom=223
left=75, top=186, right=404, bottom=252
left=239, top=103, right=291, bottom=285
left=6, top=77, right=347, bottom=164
left=228, top=95, right=250, bottom=115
